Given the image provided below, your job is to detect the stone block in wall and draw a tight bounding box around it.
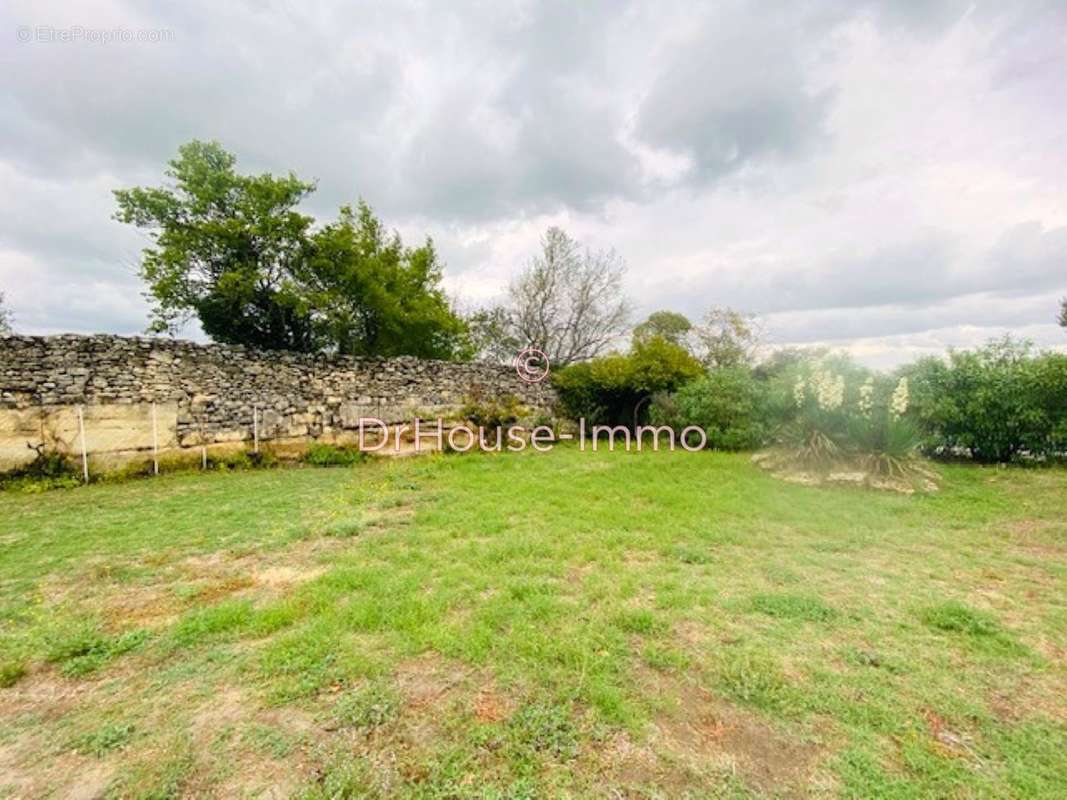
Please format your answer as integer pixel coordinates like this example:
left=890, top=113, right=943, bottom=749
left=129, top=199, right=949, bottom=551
left=260, top=409, right=284, bottom=437
left=259, top=410, right=309, bottom=440
left=338, top=402, right=380, bottom=428
left=41, top=403, right=179, bottom=456
left=0, top=407, right=44, bottom=470
left=377, top=404, right=412, bottom=424
left=212, top=429, right=248, bottom=444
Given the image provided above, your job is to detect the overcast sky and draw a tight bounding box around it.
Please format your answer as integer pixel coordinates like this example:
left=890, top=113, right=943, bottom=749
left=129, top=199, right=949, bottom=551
left=2, top=0, right=1065, bottom=368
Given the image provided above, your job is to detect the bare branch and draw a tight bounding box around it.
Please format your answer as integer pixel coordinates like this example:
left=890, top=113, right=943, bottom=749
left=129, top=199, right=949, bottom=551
left=505, top=228, right=630, bottom=367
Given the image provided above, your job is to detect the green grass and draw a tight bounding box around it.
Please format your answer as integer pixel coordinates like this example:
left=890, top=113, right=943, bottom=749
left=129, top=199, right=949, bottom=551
left=1, top=447, right=1065, bottom=797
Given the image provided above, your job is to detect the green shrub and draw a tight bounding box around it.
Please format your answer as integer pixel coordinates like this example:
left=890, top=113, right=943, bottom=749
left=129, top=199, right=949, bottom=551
left=459, top=393, right=524, bottom=429
left=552, top=336, right=703, bottom=426
left=649, top=367, right=769, bottom=450
left=904, top=337, right=1067, bottom=462
left=303, top=443, right=365, bottom=467
left=846, top=413, right=924, bottom=477
left=204, top=448, right=278, bottom=470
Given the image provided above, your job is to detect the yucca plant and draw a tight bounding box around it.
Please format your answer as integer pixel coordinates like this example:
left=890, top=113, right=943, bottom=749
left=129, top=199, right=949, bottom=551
left=763, top=367, right=938, bottom=490
left=847, top=414, right=922, bottom=477
left=779, top=422, right=840, bottom=469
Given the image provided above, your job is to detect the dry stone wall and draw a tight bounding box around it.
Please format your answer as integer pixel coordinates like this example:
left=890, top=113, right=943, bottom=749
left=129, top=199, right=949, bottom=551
left=0, top=335, right=555, bottom=470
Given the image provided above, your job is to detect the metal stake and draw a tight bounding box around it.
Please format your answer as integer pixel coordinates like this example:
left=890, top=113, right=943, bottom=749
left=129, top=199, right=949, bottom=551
left=77, top=406, right=89, bottom=484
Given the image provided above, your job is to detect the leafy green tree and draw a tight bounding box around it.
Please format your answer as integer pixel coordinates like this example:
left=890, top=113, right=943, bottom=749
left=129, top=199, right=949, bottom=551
left=115, top=141, right=318, bottom=350
left=464, top=306, right=520, bottom=364
left=693, top=307, right=762, bottom=369
left=115, top=141, right=468, bottom=358
left=632, top=310, right=692, bottom=347
left=1059, top=298, right=1066, bottom=329
left=301, top=203, right=467, bottom=359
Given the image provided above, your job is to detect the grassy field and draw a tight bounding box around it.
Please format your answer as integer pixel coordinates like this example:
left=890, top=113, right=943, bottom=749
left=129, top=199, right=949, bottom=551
left=1, top=447, right=1065, bottom=798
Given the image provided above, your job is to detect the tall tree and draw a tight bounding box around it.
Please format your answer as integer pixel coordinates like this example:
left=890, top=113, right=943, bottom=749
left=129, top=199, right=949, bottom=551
left=632, top=310, right=692, bottom=347
left=500, top=227, right=630, bottom=367
left=301, top=202, right=467, bottom=359
left=1059, top=298, right=1066, bottom=329
left=115, top=140, right=468, bottom=358
left=115, top=141, right=318, bottom=350
left=465, top=306, right=520, bottom=364
left=692, top=306, right=763, bottom=369
left=0, top=291, right=12, bottom=334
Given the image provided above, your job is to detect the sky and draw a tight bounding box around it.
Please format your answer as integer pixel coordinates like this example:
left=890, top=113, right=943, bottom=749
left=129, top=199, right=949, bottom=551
left=2, top=0, right=1065, bottom=369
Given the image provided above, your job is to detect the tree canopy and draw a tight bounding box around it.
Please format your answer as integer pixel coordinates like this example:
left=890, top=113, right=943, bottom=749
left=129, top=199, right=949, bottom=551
left=632, top=310, right=692, bottom=347
left=114, top=141, right=468, bottom=359
left=692, top=306, right=762, bottom=369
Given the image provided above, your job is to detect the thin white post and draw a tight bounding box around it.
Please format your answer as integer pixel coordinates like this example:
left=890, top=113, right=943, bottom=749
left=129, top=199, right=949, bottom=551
left=77, top=406, right=89, bottom=484
left=253, top=405, right=259, bottom=453
left=202, top=445, right=208, bottom=470
left=151, top=402, right=159, bottom=475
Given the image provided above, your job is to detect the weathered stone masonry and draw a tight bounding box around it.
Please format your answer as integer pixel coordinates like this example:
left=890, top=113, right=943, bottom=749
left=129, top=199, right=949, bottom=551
left=0, top=335, right=555, bottom=469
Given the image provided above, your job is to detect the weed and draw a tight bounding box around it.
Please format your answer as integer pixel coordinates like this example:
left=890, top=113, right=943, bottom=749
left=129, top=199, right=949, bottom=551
left=506, top=702, right=579, bottom=761
left=0, top=444, right=82, bottom=492
left=244, top=723, right=301, bottom=758
left=171, top=600, right=254, bottom=647
left=716, top=648, right=794, bottom=711
left=331, top=681, right=402, bottom=730
left=323, top=517, right=365, bottom=538
left=72, top=721, right=136, bottom=756
left=0, top=660, right=26, bottom=688
left=641, top=643, right=691, bottom=672
left=612, top=608, right=664, bottom=635
left=303, top=443, right=366, bottom=467
left=748, top=592, right=838, bottom=622
left=45, top=625, right=149, bottom=676
left=919, top=600, right=1026, bottom=655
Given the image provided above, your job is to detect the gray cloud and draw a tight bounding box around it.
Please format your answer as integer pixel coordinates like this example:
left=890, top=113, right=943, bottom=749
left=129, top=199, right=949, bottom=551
left=634, top=10, right=831, bottom=183
left=642, top=222, right=1067, bottom=320
left=1, top=0, right=1065, bottom=365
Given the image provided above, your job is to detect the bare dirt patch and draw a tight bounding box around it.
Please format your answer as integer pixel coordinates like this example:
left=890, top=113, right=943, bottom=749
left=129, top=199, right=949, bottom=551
left=1001, top=517, right=1067, bottom=559
left=3, top=670, right=96, bottom=724
left=395, top=654, right=473, bottom=711
left=641, top=671, right=821, bottom=796
left=472, top=684, right=513, bottom=723
left=253, top=564, right=326, bottom=589
left=190, top=686, right=248, bottom=732
left=0, top=739, right=116, bottom=800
